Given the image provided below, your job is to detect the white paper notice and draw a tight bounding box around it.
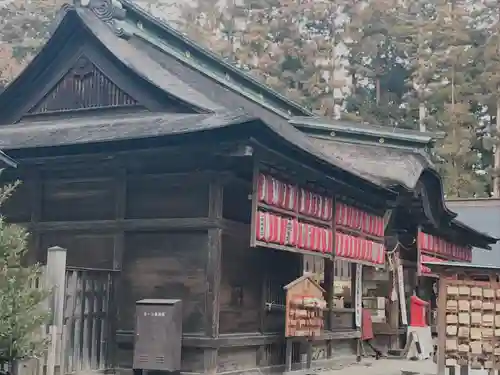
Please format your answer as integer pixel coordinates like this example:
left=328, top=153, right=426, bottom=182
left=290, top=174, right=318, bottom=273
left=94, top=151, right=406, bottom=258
left=355, top=263, right=363, bottom=328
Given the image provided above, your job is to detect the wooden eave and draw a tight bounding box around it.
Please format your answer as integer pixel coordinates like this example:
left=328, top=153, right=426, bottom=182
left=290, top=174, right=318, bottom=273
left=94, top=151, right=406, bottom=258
left=0, top=110, right=397, bottom=209
left=290, top=116, right=444, bottom=149
left=303, top=132, right=496, bottom=248
left=0, top=150, right=17, bottom=168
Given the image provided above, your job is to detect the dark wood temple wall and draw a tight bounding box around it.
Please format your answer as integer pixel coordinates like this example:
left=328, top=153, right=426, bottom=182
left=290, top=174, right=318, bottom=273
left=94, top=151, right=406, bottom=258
left=0, top=154, right=320, bottom=373
left=2, top=166, right=211, bottom=333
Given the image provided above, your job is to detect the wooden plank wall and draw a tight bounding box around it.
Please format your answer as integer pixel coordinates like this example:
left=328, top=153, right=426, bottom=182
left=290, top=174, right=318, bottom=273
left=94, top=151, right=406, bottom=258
left=120, top=232, right=207, bottom=332
left=0, top=156, right=358, bottom=375
left=219, top=233, right=262, bottom=334
left=0, top=164, right=215, bottom=372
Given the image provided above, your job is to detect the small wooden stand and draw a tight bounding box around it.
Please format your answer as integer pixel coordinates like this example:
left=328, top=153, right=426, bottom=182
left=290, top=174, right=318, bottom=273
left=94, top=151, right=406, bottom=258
left=283, top=275, right=327, bottom=372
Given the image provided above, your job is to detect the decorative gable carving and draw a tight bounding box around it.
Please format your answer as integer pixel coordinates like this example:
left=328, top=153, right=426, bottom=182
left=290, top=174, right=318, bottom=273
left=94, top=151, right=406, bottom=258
left=25, top=56, right=140, bottom=116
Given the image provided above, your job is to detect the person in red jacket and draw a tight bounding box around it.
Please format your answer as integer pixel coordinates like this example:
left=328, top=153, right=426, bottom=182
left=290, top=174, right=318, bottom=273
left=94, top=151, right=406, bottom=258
left=361, top=303, right=383, bottom=359
left=406, top=288, right=433, bottom=360
left=410, top=290, right=429, bottom=327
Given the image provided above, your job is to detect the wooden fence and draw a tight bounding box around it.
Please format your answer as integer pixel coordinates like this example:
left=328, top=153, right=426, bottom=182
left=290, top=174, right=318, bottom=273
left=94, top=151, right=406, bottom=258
left=18, top=247, right=116, bottom=375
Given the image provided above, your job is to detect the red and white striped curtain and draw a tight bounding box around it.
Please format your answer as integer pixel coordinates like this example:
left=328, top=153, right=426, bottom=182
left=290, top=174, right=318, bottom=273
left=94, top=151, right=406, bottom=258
left=334, top=231, right=385, bottom=265
left=255, top=211, right=333, bottom=254
left=254, top=173, right=386, bottom=266
left=420, top=254, right=443, bottom=274
left=335, top=202, right=384, bottom=238
left=418, top=231, right=472, bottom=262
left=257, top=174, right=333, bottom=221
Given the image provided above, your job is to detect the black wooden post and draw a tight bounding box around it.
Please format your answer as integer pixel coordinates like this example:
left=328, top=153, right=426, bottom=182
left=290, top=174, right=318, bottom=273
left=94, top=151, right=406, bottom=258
left=204, top=180, right=223, bottom=374
left=324, top=258, right=334, bottom=358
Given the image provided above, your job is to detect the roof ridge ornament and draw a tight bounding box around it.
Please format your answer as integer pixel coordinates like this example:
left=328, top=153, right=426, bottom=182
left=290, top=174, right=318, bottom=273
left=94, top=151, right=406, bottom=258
left=78, top=0, right=130, bottom=38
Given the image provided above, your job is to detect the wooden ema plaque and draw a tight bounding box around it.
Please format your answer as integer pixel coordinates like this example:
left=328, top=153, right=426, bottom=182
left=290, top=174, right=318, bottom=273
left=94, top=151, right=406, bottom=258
left=443, top=279, right=500, bottom=370
left=284, top=275, right=327, bottom=338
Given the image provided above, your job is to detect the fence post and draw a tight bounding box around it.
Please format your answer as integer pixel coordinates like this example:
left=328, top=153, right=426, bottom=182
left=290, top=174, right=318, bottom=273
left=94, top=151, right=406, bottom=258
left=45, top=246, right=67, bottom=375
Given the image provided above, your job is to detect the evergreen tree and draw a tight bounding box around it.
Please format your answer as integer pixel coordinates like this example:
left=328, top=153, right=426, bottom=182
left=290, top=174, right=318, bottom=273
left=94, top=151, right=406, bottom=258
left=0, top=0, right=62, bottom=87
left=474, top=1, right=500, bottom=196
left=181, top=0, right=347, bottom=116
left=0, top=182, right=49, bottom=368
left=425, top=0, right=488, bottom=197
left=343, top=0, right=414, bottom=128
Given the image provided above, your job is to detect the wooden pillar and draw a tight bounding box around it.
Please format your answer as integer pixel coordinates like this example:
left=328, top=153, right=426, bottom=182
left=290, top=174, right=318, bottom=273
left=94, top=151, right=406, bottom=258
left=45, top=246, right=68, bottom=375
left=113, top=166, right=126, bottom=270
left=351, top=262, right=362, bottom=359
left=437, top=277, right=447, bottom=375
left=110, top=167, right=126, bottom=368
left=204, top=180, right=223, bottom=374
left=29, top=169, right=42, bottom=265
left=324, top=258, right=334, bottom=358
left=206, top=228, right=222, bottom=337
left=388, top=267, right=400, bottom=349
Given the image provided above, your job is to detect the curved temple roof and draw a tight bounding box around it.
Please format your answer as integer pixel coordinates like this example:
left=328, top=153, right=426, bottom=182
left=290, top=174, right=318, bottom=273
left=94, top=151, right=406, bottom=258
left=290, top=117, right=497, bottom=248
left=0, top=0, right=494, bottom=249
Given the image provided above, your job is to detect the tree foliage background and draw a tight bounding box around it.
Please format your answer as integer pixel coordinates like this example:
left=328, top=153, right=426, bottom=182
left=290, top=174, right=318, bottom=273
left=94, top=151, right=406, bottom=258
left=180, top=0, right=500, bottom=198
left=0, top=182, right=49, bottom=367
left=1, top=0, right=500, bottom=197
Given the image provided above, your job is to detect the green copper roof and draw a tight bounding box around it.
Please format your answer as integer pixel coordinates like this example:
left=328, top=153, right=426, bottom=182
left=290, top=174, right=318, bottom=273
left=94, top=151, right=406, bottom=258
left=290, top=116, right=445, bottom=150
left=118, top=0, right=315, bottom=120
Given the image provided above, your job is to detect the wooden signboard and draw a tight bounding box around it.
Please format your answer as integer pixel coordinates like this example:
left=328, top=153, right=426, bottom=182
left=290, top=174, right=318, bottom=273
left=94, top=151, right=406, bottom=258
left=396, top=256, right=408, bottom=326
left=355, top=263, right=363, bottom=328
left=284, top=275, right=327, bottom=338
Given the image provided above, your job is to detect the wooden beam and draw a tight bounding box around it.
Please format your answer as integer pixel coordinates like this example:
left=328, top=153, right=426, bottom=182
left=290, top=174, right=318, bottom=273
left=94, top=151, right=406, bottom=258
left=14, top=217, right=245, bottom=233
left=39, top=169, right=233, bottom=184
left=13, top=142, right=244, bottom=168
left=115, top=330, right=360, bottom=349
left=219, top=220, right=248, bottom=238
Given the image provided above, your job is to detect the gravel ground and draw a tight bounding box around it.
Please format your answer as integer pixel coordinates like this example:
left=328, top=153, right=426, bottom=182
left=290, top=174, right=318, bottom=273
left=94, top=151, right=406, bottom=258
left=317, top=358, right=436, bottom=375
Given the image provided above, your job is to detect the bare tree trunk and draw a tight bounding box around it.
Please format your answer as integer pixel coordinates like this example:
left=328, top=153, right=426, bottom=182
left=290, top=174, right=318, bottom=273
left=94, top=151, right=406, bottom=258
left=419, top=102, right=426, bottom=132
left=417, top=2, right=426, bottom=133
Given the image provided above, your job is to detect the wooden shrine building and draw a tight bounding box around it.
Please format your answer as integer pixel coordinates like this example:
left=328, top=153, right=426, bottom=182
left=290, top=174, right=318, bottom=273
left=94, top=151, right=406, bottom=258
left=292, top=117, right=498, bottom=346
left=0, top=1, right=495, bottom=374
